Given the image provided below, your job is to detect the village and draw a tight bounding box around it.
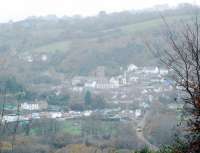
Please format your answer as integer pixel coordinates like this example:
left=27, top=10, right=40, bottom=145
left=1, top=64, right=181, bottom=125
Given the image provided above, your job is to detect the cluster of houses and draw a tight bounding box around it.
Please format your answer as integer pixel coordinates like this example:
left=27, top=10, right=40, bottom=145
left=1, top=108, right=144, bottom=123
left=71, top=76, right=124, bottom=92
left=69, top=64, right=177, bottom=122
left=71, top=64, right=170, bottom=92
left=19, top=53, right=48, bottom=63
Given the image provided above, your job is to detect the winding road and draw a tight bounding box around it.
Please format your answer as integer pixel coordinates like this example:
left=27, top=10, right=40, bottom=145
left=136, top=111, right=159, bottom=151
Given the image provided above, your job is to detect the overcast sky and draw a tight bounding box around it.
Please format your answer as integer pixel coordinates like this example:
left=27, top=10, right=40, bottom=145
left=0, top=0, right=199, bottom=23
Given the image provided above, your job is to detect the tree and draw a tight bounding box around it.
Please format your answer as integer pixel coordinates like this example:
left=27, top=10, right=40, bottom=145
left=84, top=91, right=92, bottom=108
left=149, top=15, right=200, bottom=152
left=91, top=96, right=106, bottom=109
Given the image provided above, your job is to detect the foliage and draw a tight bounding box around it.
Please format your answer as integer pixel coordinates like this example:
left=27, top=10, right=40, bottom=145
left=135, top=147, right=156, bottom=153
left=47, top=93, right=70, bottom=106
left=153, top=16, right=200, bottom=152
left=0, top=76, right=24, bottom=93
left=0, top=6, right=197, bottom=77
left=84, top=91, right=106, bottom=110
left=90, top=95, right=107, bottom=110
left=84, top=91, right=92, bottom=108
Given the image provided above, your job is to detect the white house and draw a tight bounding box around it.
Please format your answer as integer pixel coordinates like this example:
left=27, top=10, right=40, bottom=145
left=143, top=67, right=159, bottom=74
left=85, top=81, right=96, bottom=88
left=83, top=110, right=92, bottom=117
left=130, top=76, right=138, bottom=82
left=140, top=102, right=150, bottom=109
left=135, top=109, right=142, bottom=118
left=109, top=77, right=120, bottom=88
left=27, top=56, right=33, bottom=63
left=50, top=112, right=62, bottom=118
left=72, top=86, right=84, bottom=92
left=41, top=54, right=48, bottom=61
left=21, top=103, right=39, bottom=110
left=20, top=101, right=48, bottom=111
left=71, top=76, right=85, bottom=86
left=127, top=64, right=138, bottom=72
left=141, top=89, right=148, bottom=94
left=95, top=77, right=119, bottom=89
left=159, top=69, right=169, bottom=75
left=149, top=95, right=153, bottom=102
left=2, top=115, right=18, bottom=123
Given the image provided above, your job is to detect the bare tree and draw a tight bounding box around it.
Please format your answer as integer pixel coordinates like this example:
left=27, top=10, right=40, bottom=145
left=0, top=88, right=6, bottom=133
left=11, top=102, right=20, bottom=153
left=147, top=15, right=200, bottom=152
left=0, top=88, right=6, bottom=153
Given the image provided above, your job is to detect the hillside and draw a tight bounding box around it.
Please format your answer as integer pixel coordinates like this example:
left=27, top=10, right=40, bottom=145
left=0, top=4, right=197, bottom=83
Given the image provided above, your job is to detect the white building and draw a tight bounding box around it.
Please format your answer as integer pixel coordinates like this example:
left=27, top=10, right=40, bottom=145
left=96, top=83, right=119, bottom=89
left=159, top=69, right=169, bottom=75
left=20, top=101, right=48, bottom=111
left=83, top=110, right=92, bottom=117
left=41, top=54, right=47, bottom=61
left=130, top=76, right=138, bottom=82
left=72, top=86, right=84, bottom=92
left=135, top=109, right=142, bottom=118
left=127, top=64, right=138, bottom=72
left=21, top=103, right=39, bottom=110
left=71, top=76, right=85, bottom=86
left=27, top=56, right=33, bottom=63
left=109, top=77, right=120, bottom=88
left=2, top=115, right=18, bottom=123
left=95, top=77, right=119, bottom=89
left=143, top=67, right=159, bottom=74
left=85, top=81, right=96, bottom=88
left=50, top=112, right=62, bottom=118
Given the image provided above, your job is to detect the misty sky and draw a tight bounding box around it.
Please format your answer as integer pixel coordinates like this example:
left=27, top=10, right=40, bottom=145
left=0, top=0, right=199, bottom=23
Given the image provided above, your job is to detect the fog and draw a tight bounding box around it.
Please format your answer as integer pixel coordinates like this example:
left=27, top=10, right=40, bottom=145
left=0, top=1, right=200, bottom=153
left=0, top=0, right=199, bottom=22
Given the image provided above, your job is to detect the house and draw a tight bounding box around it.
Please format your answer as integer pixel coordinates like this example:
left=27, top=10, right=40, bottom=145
left=127, top=64, right=138, bottom=72
left=50, top=112, right=62, bottom=118
left=109, top=77, right=119, bottom=85
left=129, top=76, right=138, bottom=82
left=21, top=103, right=39, bottom=110
left=72, top=86, right=84, bottom=92
left=85, top=81, right=96, bottom=88
left=41, top=54, right=47, bottom=61
left=109, top=77, right=120, bottom=88
left=159, top=69, right=168, bottom=75
left=168, top=103, right=183, bottom=110
left=20, top=101, right=48, bottom=111
left=95, top=77, right=119, bottom=89
left=71, top=76, right=85, bottom=86
left=118, top=76, right=127, bottom=85
left=27, top=55, right=33, bottom=63
left=83, top=110, right=92, bottom=117
left=142, top=67, right=159, bottom=74
left=2, top=114, right=18, bottom=123
left=135, top=109, right=142, bottom=118
left=140, top=102, right=150, bottom=108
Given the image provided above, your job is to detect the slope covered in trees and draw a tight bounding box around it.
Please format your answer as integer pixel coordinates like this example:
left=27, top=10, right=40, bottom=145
left=0, top=4, right=198, bottom=79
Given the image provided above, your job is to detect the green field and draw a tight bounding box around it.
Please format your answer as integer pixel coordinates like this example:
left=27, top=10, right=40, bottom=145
left=121, top=14, right=194, bottom=35
left=30, top=40, right=71, bottom=54
left=61, top=120, right=82, bottom=135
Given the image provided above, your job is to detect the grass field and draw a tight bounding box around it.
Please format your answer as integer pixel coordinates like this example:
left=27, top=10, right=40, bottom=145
left=121, top=14, right=194, bottom=35
left=30, top=40, right=71, bottom=54
left=61, top=120, right=82, bottom=136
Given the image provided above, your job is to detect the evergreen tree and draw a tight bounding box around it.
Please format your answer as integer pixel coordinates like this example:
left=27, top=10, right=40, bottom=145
left=84, top=91, right=92, bottom=108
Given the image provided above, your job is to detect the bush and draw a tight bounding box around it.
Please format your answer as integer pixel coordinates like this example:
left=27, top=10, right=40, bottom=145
left=135, top=147, right=156, bottom=153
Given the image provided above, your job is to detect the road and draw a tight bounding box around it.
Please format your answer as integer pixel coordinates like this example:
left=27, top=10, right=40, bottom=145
left=136, top=111, right=159, bottom=151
